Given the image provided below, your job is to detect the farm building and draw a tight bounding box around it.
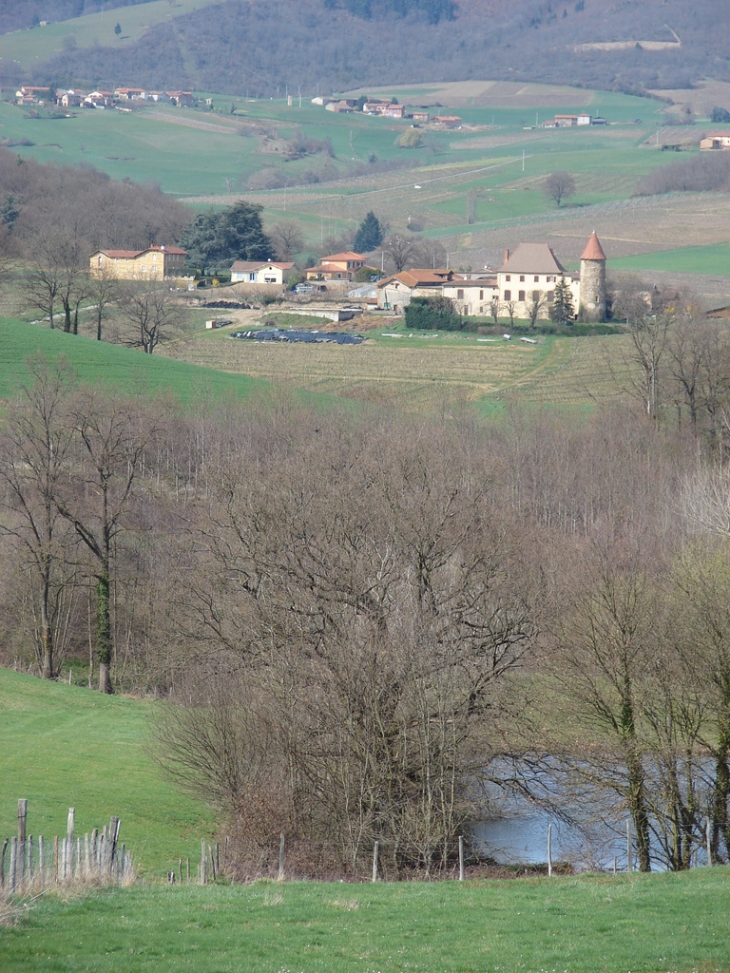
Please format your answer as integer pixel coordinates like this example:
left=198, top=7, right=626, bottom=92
left=700, top=133, right=730, bottom=151
left=90, top=245, right=187, bottom=280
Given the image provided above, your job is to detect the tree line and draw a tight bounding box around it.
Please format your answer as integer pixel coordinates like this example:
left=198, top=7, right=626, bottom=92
left=3, top=329, right=730, bottom=874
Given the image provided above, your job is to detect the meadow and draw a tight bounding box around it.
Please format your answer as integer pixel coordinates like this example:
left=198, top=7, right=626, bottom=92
left=0, top=0, right=219, bottom=69
left=0, top=83, right=678, bottom=245
left=0, top=669, right=214, bottom=876
left=2, top=870, right=729, bottom=972
left=609, top=243, right=730, bottom=277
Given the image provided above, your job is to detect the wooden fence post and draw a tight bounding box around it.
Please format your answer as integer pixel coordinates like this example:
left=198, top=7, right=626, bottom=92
left=547, top=823, right=552, bottom=878
left=39, top=835, right=45, bottom=883
left=706, top=817, right=712, bottom=866
left=1, top=836, right=8, bottom=888
left=278, top=833, right=285, bottom=881
left=53, top=835, right=59, bottom=883
left=372, top=841, right=379, bottom=883
left=458, top=836, right=464, bottom=881
left=18, top=799, right=27, bottom=883
left=9, top=837, right=17, bottom=892
left=200, top=840, right=207, bottom=885
left=27, top=835, right=33, bottom=883
left=67, top=808, right=75, bottom=846
left=17, top=799, right=27, bottom=842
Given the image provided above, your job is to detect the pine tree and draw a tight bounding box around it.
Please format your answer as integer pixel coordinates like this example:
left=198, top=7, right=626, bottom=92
left=551, top=276, right=575, bottom=326
left=354, top=211, right=384, bottom=253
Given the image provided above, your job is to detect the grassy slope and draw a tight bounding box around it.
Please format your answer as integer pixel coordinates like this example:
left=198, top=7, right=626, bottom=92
left=610, top=243, right=730, bottom=277
left=0, top=317, right=271, bottom=404
left=2, top=870, right=729, bottom=972
left=0, top=0, right=219, bottom=68
left=0, top=669, right=215, bottom=875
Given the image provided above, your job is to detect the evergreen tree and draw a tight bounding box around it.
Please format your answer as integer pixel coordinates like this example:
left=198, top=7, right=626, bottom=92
left=181, top=202, right=272, bottom=275
left=354, top=211, right=384, bottom=253
left=551, top=276, right=575, bottom=326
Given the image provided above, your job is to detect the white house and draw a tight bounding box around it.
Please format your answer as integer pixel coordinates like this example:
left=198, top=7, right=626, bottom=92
left=230, top=261, right=294, bottom=284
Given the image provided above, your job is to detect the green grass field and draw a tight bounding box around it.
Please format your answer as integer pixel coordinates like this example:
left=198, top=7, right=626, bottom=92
left=0, top=669, right=214, bottom=875
left=0, top=83, right=679, bottom=247
left=0, top=0, right=219, bottom=69
left=610, top=243, right=730, bottom=277
left=2, top=870, right=729, bottom=972
left=0, top=317, right=271, bottom=405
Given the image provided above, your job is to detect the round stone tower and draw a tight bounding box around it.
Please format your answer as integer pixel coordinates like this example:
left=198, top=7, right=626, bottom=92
left=578, top=231, right=607, bottom=322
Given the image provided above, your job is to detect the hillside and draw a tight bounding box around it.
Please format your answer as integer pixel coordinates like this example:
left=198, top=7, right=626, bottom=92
left=0, top=668, right=215, bottom=874
left=11, top=0, right=728, bottom=98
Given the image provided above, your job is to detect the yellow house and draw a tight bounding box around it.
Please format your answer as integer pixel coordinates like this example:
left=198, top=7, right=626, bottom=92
left=90, top=245, right=187, bottom=280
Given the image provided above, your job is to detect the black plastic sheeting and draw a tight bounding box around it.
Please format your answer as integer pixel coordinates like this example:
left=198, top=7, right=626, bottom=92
left=231, top=329, right=365, bottom=345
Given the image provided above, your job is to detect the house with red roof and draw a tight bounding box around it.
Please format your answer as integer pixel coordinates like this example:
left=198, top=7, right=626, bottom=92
left=306, top=251, right=369, bottom=281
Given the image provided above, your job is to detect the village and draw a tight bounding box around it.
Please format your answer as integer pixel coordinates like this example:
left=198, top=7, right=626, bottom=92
left=90, top=232, right=608, bottom=324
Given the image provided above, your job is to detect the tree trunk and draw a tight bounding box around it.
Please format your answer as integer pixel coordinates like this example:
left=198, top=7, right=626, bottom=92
left=40, top=606, right=53, bottom=679
left=627, top=748, right=651, bottom=871
left=96, top=575, right=113, bottom=694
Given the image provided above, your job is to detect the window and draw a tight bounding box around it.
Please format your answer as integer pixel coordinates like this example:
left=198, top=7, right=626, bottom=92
left=141, top=265, right=147, bottom=273
left=504, top=289, right=511, bottom=301
left=518, top=290, right=525, bottom=301
left=505, top=274, right=511, bottom=282
left=457, top=289, right=464, bottom=299
left=547, top=291, right=554, bottom=302
left=532, top=290, right=539, bottom=302
left=534, top=275, right=539, bottom=282
left=480, top=290, right=484, bottom=300
left=520, top=275, right=525, bottom=282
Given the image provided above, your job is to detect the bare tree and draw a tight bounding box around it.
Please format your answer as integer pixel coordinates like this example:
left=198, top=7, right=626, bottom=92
left=87, top=265, right=118, bottom=342
left=383, top=233, right=420, bottom=272
left=0, top=358, right=78, bottom=678
left=526, top=291, right=548, bottom=329
left=53, top=393, right=156, bottom=693
left=119, top=281, right=185, bottom=354
left=269, top=221, right=304, bottom=261
left=543, top=171, right=576, bottom=207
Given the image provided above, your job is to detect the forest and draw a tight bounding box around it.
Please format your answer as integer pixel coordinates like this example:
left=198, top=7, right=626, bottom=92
left=3, top=307, right=730, bottom=876
left=14, top=0, right=729, bottom=99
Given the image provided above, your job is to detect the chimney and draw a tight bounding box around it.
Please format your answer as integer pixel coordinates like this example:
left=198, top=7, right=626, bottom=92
left=504, top=248, right=510, bottom=263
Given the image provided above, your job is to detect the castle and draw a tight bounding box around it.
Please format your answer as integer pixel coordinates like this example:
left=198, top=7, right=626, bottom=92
left=377, top=232, right=607, bottom=322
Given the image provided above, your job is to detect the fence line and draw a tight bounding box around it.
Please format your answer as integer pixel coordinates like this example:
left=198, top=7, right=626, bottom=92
left=1, top=800, right=133, bottom=894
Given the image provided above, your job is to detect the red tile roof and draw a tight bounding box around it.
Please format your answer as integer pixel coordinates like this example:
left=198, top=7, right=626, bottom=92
left=580, top=232, right=606, bottom=262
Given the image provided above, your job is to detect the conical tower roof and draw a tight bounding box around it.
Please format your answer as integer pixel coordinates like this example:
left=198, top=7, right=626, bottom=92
left=580, top=231, right=606, bottom=262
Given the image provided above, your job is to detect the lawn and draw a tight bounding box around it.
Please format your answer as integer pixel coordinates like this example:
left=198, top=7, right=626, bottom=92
left=2, top=870, right=729, bottom=972
left=0, top=669, right=215, bottom=876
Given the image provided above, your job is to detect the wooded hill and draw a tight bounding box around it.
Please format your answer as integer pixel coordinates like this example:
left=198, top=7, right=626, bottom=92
left=9, top=0, right=729, bottom=99
left=0, top=0, right=153, bottom=36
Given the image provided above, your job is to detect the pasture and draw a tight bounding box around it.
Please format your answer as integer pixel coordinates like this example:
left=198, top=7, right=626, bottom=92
left=0, top=669, right=214, bottom=875
left=0, top=83, right=678, bottom=247
left=609, top=243, right=730, bottom=277
left=0, top=0, right=219, bottom=69
left=2, top=870, right=729, bottom=972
